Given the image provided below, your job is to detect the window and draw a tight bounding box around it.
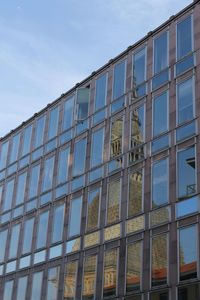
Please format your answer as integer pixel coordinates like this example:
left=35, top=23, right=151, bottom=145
left=130, top=104, right=145, bottom=149
left=110, top=118, right=123, bottom=159
left=8, top=223, right=20, bottom=259
left=68, top=196, right=82, bottom=238
left=3, top=280, right=14, bottom=300
left=128, top=170, right=143, bottom=216
left=57, top=147, right=70, bottom=185
left=22, top=218, right=34, bottom=254
left=178, top=283, right=199, bottom=300
left=91, top=128, right=104, bottom=168
left=107, top=179, right=120, bottom=224
left=28, top=164, right=40, bottom=199
left=73, top=138, right=87, bottom=177
left=177, top=77, right=194, bottom=125
left=133, top=47, right=146, bottom=87
left=153, top=91, right=168, bottom=137
left=9, top=133, right=20, bottom=164
left=177, top=15, right=192, bottom=60
left=21, top=125, right=32, bottom=156
left=154, top=31, right=168, bottom=74
left=48, top=107, right=59, bottom=140
left=179, top=225, right=197, bottom=281
left=177, top=146, right=196, bottom=198
left=82, top=255, right=97, bottom=299
left=126, top=241, right=142, bottom=292
left=113, top=60, right=126, bottom=100
left=150, top=290, right=169, bottom=300
left=95, top=73, right=107, bottom=111
left=34, top=116, right=45, bottom=149
left=16, top=276, right=28, bottom=300
left=30, top=271, right=43, bottom=300
left=0, top=229, right=8, bottom=263
left=76, top=87, right=90, bottom=120
left=36, top=211, right=49, bottom=249
left=15, top=171, right=27, bottom=205
left=62, top=96, right=74, bottom=131
left=64, top=261, right=77, bottom=300
left=103, top=248, right=118, bottom=297
left=0, top=140, right=9, bottom=170
left=3, top=179, right=14, bottom=211
left=152, top=158, right=168, bottom=207
left=42, top=156, right=55, bottom=192
left=51, top=204, right=64, bottom=243
left=152, top=233, right=168, bottom=286
left=87, top=188, right=100, bottom=232
left=46, top=266, right=60, bottom=300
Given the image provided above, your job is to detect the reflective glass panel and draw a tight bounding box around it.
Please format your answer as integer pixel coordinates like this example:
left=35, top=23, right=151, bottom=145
left=107, top=179, right=120, bottom=224
left=68, top=196, right=82, bottom=237
left=46, top=266, right=60, bottom=300
left=151, top=133, right=169, bottom=154
left=45, top=138, right=57, bottom=153
left=177, top=15, right=192, bottom=60
left=129, top=145, right=145, bottom=163
left=0, top=229, right=8, bottom=263
left=87, top=189, right=100, bottom=231
left=0, top=184, right=3, bottom=204
left=3, top=280, right=13, bottom=300
left=22, top=218, right=34, bottom=254
left=73, top=138, right=86, bottom=176
left=91, top=128, right=104, bottom=168
left=93, top=108, right=106, bottom=125
left=9, top=133, right=20, bottom=163
left=32, top=147, right=43, bottom=161
left=7, top=163, right=17, bottom=175
left=76, top=119, right=88, bottom=135
left=152, top=69, right=169, bottom=91
left=113, top=60, right=125, bottom=100
left=152, top=158, right=168, bottom=207
left=28, top=164, right=40, bottom=199
left=16, top=276, right=28, bottom=300
left=77, top=87, right=90, bottom=120
left=177, top=77, right=194, bottom=124
left=150, top=290, right=169, bottom=300
left=103, top=248, right=118, bottom=297
left=19, top=255, right=30, bottom=268
left=21, top=125, right=32, bottom=156
left=55, top=183, right=67, bottom=199
left=130, top=105, right=145, bottom=149
left=52, top=204, right=64, bottom=243
left=71, top=175, right=84, bottom=191
left=0, top=141, right=9, bottom=170
left=82, top=255, right=97, bottom=299
left=34, top=115, right=45, bottom=149
left=110, top=118, right=123, bottom=159
left=48, top=107, right=59, bottom=140
left=8, top=223, right=20, bottom=259
left=105, top=223, right=120, bottom=241
left=62, top=96, right=74, bottom=131
left=42, top=156, right=55, bottom=192
left=153, top=91, right=168, bottom=137
left=36, top=211, right=49, bottom=249
left=66, top=238, right=80, bottom=254
left=128, top=170, right=143, bottom=216
left=6, top=260, right=16, bottom=273
left=133, top=47, right=146, bottom=86
left=84, top=231, right=99, bottom=248
left=57, top=147, right=70, bottom=184
left=95, top=73, right=107, bottom=111
left=176, top=53, right=194, bottom=76
left=15, top=171, right=27, bottom=205
left=177, top=196, right=198, bottom=218
left=64, top=261, right=77, bottom=299
left=49, top=244, right=62, bottom=259
left=150, top=206, right=170, bottom=227
left=30, top=271, right=43, bottom=300
left=154, top=32, right=168, bottom=74
left=152, top=234, right=167, bottom=286
left=126, top=241, right=141, bottom=292
left=111, top=95, right=125, bottom=114
left=176, top=120, right=195, bottom=142
left=89, top=166, right=103, bottom=182
left=126, top=215, right=144, bottom=234
left=34, top=250, right=46, bottom=264
left=60, top=130, right=72, bottom=145
left=178, top=283, right=199, bottom=300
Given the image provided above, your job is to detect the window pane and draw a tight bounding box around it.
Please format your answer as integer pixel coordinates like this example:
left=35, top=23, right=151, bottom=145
left=16, top=276, right=28, bottom=300
left=178, top=147, right=196, bottom=198
left=77, top=88, right=90, bottom=120
left=46, top=266, right=60, bottom=300
left=22, top=218, right=34, bottom=254
left=69, top=196, right=82, bottom=237
left=0, top=141, right=9, bottom=170
left=179, top=225, right=197, bottom=281
left=21, top=125, right=32, bottom=156
left=177, top=15, right=192, bottom=60
left=177, top=77, right=194, bottom=124
left=103, top=249, right=118, bottom=297
left=107, top=179, right=120, bottom=224
left=91, top=128, right=104, bottom=168
left=128, top=170, right=143, bottom=216
left=73, top=138, right=86, bottom=176
left=130, top=105, right=145, bottom=149
left=152, top=234, right=167, bottom=286
left=83, top=255, right=97, bottom=299
left=30, top=271, right=43, bottom=300
left=95, top=73, right=107, bottom=111
left=3, top=280, right=13, bottom=300
left=150, top=206, right=170, bottom=227
left=177, top=196, right=198, bottom=218
left=0, top=229, right=8, bottom=262
left=52, top=204, right=64, bottom=243
left=8, top=223, right=20, bottom=259
left=113, top=60, right=125, bottom=100
left=57, top=147, right=70, bottom=185
left=153, top=91, right=168, bottom=137
left=34, top=116, right=45, bottom=149
left=154, top=32, right=168, bottom=74
left=10, top=133, right=20, bottom=163
left=0, top=184, right=3, bottom=204
left=150, top=290, right=169, bottom=300
left=62, top=96, right=74, bottom=131
left=126, top=241, right=141, bottom=292
left=42, top=156, right=55, bottom=192
left=36, top=211, right=49, bottom=249
left=178, top=283, right=199, bottom=300
left=28, top=164, right=40, bottom=199
left=48, top=107, right=59, bottom=140
left=133, top=47, right=146, bottom=86
left=3, top=179, right=14, bottom=211
left=110, top=118, right=123, bottom=159
left=15, top=171, right=27, bottom=205
left=64, top=261, right=77, bottom=300
left=152, top=158, right=168, bottom=207
left=87, top=189, right=100, bottom=231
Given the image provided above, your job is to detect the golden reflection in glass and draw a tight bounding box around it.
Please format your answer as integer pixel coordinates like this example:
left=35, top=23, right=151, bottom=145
left=110, top=118, right=123, bottom=159
left=46, top=266, right=60, bottom=300
left=107, top=179, right=120, bottom=224
left=150, top=206, right=170, bottom=227
left=128, top=170, right=143, bottom=216
left=152, top=234, right=167, bottom=287
left=66, top=238, right=80, bottom=254
left=64, top=261, right=77, bottom=300
left=104, top=223, right=120, bottom=241
left=87, top=189, right=100, bottom=232
left=126, top=215, right=144, bottom=234
left=103, top=249, right=118, bottom=298
left=130, top=106, right=144, bottom=149
left=126, top=241, right=141, bottom=292
left=129, top=145, right=144, bottom=164
left=84, top=231, right=99, bottom=248
left=82, top=255, right=97, bottom=300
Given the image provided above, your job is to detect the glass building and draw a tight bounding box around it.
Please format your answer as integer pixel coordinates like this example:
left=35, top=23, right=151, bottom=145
left=0, top=2, right=200, bottom=300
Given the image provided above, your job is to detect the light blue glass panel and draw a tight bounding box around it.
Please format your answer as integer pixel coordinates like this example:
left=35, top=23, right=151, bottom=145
left=42, top=156, right=55, bottom=192
left=73, top=138, right=86, bottom=176
left=71, top=175, right=84, bottom=191
left=19, top=256, right=30, bottom=269
left=152, top=158, right=168, bottom=207
left=93, top=108, right=106, bottom=126
left=29, top=164, right=40, bottom=199
left=22, top=218, right=34, bottom=254
left=57, top=147, right=70, bottom=185
left=152, top=69, right=169, bottom=91
left=60, top=130, right=72, bottom=145
left=8, top=223, right=20, bottom=259
left=66, top=238, right=80, bottom=254
left=0, top=141, right=9, bottom=170
left=9, top=133, right=20, bottom=164
left=0, top=229, right=8, bottom=263
left=45, top=138, right=57, bottom=153
left=3, top=179, right=14, bottom=211
left=77, top=88, right=90, bottom=120
left=1, top=212, right=11, bottom=224
left=48, top=107, right=59, bottom=140
left=34, top=116, right=45, bottom=149
left=0, top=184, right=3, bottom=204
left=15, top=171, right=27, bottom=205
left=46, top=267, right=60, bottom=300
left=69, top=196, right=82, bottom=237
left=36, top=211, right=49, bottom=249
left=6, top=260, right=16, bottom=273
left=30, top=271, right=43, bottom=300
left=89, top=166, right=103, bottom=183
left=91, top=128, right=104, bottom=168
left=0, top=265, right=3, bottom=275
left=177, top=196, right=198, bottom=218
left=0, top=170, right=5, bottom=181
left=40, top=192, right=52, bottom=206
left=176, top=121, right=195, bottom=142
left=55, top=184, right=67, bottom=199
left=26, top=199, right=37, bottom=212
left=32, top=147, right=43, bottom=161
left=34, top=250, right=46, bottom=264
left=3, top=280, right=13, bottom=300
left=108, top=158, right=123, bottom=173
left=13, top=205, right=23, bottom=219
left=21, top=125, right=32, bottom=156
left=52, top=204, right=64, bottom=243
left=62, top=96, right=74, bottom=131
left=111, top=96, right=125, bottom=114
left=19, top=155, right=30, bottom=169
left=16, top=276, right=28, bottom=300
left=153, top=91, right=168, bottom=137
left=151, top=134, right=169, bottom=154
left=176, top=53, right=194, bottom=76
left=113, top=60, right=125, bottom=100
left=49, top=244, right=62, bottom=259
left=136, top=83, right=146, bottom=98
left=95, top=73, right=107, bottom=111
left=76, top=119, right=88, bottom=135
left=177, top=15, right=192, bottom=60
left=154, top=32, right=168, bottom=74
left=133, top=47, right=146, bottom=86
left=177, top=77, right=194, bottom=124
left=7, top=163, right=17, bottom=176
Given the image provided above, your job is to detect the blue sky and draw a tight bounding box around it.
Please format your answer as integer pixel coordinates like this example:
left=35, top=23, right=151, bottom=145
left=0, top=0, right=192, bottom=138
